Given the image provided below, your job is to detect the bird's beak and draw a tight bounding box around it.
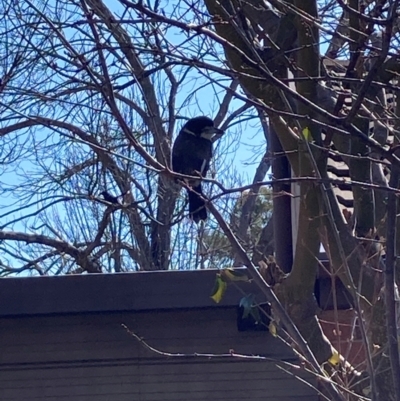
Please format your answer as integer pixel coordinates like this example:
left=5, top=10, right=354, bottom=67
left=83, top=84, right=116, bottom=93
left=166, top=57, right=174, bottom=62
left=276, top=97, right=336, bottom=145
left=205, top=126, right=224, bottom=135
left=212, top=127, right=224, bottom=135
left=200, top=126, right=224, bottom=139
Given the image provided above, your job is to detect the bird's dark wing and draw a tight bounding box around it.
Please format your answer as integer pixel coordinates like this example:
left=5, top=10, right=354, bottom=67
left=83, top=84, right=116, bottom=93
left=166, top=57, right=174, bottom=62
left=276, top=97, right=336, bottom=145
left=172, top=133, right=191, bottom=174
left=172, top=132, right=212, bottom=177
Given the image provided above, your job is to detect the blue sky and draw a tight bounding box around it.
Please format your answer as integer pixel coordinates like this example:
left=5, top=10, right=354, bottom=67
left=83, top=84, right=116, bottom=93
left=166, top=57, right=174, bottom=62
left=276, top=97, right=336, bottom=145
left=0, top=0, right=270, bottom=273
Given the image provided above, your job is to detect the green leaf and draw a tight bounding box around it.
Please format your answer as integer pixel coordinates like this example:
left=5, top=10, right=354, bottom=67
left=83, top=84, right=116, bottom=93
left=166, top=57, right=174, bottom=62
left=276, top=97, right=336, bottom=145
left=328, top=350, right=340, bottom=366
left=302, top=127, right=312, bottom=142
left=269, top=321, right=277, bottom=337
left=239, top=294, right=256, bottom=318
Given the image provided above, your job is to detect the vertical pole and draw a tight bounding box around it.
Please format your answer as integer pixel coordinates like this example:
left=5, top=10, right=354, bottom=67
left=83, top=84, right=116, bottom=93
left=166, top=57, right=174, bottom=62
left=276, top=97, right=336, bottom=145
left=270, top=124, right=293, bottom=273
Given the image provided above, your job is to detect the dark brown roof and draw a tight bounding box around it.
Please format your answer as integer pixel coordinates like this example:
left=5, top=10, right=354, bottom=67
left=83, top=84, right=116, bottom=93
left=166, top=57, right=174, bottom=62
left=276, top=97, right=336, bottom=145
left=0, top=269, right=262, bottom=317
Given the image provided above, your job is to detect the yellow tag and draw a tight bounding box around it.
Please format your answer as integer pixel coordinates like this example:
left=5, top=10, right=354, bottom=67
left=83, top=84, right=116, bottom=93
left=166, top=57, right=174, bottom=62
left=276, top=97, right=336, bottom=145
left=210, top=274, right=227, bottom=303
left=221, top=268, right=249, bottom=282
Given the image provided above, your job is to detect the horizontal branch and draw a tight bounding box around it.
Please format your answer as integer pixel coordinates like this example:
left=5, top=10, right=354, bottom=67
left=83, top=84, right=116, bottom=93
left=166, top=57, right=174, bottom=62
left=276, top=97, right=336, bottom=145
left=0, top=230, right=101, bottom=273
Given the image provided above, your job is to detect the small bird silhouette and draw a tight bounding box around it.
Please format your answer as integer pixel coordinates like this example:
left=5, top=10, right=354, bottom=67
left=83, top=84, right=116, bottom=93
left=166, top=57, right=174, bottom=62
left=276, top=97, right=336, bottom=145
left=100, top=190, right=127, bottom=205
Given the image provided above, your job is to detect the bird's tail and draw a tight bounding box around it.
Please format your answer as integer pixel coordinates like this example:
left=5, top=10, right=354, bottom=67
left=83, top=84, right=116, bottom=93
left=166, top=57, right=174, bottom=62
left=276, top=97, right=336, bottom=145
left=188, top=185, right=207, bottom=223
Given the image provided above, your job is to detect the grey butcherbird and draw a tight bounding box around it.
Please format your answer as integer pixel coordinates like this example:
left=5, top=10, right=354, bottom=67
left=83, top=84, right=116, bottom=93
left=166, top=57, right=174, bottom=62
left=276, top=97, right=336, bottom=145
left=172, top=116, right=224, bottom=223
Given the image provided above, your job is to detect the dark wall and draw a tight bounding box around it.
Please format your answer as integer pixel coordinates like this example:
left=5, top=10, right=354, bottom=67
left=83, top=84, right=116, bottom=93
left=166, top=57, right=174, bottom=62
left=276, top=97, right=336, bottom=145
left=0, top=308, right=317, bottom=401
left=0, top=271, right=318, bottom=400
